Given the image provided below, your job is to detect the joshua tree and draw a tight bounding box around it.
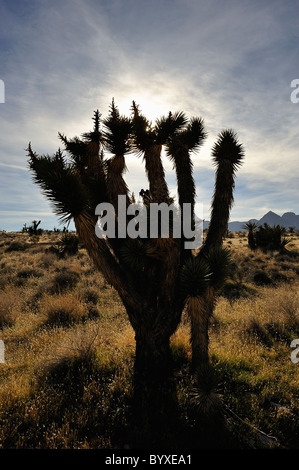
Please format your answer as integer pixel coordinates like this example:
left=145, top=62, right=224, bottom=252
left=243, top=222, right=290, bottom=253
left=27, top=100, right=244, bottom=443
left=28, top=219, right=42, bottom=235
left=243, top=221, right=258, bottom=249
left=254, top=223, right=290, bottom=253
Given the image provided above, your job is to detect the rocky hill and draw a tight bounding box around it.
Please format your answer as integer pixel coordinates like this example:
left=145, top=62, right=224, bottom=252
left=203, top=211, right=299, bottom=232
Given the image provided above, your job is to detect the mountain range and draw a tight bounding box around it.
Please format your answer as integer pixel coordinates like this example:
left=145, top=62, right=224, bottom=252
left=203, top=211, right=299, bottom=232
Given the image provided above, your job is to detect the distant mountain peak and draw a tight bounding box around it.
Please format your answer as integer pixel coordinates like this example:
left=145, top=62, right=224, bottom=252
left=203, top=210, right=299, bottom=232
left=258, top=211, right=282, bottom=225
left=253, top=211, right=299, bottom=230
left=282, top=211, right=297, bottom=220
left=264, top=210, right=276, bottom=215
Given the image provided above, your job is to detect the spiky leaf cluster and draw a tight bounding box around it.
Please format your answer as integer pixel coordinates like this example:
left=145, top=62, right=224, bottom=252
left=202, top=246, right=232, bottom=291
left=180, top=257, right=210, bottom=300
left=211, top=129, right=244, bottom=169
left=28, top=146, right=90, bottom=224
left=103, top=99, right=132, bottom=156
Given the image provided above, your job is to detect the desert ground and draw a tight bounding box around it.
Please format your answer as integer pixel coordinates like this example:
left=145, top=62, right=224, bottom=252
left=0, top=229, right=298, bottom=449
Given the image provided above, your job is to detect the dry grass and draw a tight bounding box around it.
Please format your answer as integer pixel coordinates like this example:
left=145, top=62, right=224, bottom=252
left=0, top=230, right=298, bottom=449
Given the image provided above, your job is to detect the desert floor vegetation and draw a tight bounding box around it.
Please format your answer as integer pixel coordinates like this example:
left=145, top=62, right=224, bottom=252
left=0, top=230, right=298, bottom=449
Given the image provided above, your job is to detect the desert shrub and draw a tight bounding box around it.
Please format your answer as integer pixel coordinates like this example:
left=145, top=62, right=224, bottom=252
left=60, top=233, right=79, bottom=255
left=41, top=347, right=100, bottom=393
left=244, top=287, right=299, bottom=347
left=254, top=224, right=290, bottom=253
left=43, top=293, right=86, bottom=326
left=276, top=262, right=291, bottom=271
left=39, top=252, right=57, bottom=268
left=244, top=317, right=272, bottom=346
left=51, top=270, right=80, bottom=293
left=80, top=286, right=102, bottom=319
left=12, top=346, right=131, bottom=449
left=85, top=305, right=101, bottom=320
left=0, top=261, right=15, bottom=288
left=219, top=280, right=257, bottom=300
left=0, top=289, right=20, bottom=327
left=5, top=241, right=28, bottom=252
left=245, top=316, right=293, bottom=346
left=255, top=257, right=266, bottom=264
left=253, top=270, right=273, bottom=286
left=48, top=234, right=79, bottom=258
left=270, top=270, right=289, bottom=284
left=81, top=287, right=100, bottom=305
left=265, top=321, right=291, bottom=343
left=17, top=268, right=43, bottom=279
left=0, top=274, right=11, bottom=290
left=266, top=288, right=299, bottom=332
left=28, top=235, right=41, bottom=244
left=0, top=308, right=13, bottom=328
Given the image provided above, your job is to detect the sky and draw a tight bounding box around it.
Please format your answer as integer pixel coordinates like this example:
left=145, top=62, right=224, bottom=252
left=0, top=0, right=298, bottom=231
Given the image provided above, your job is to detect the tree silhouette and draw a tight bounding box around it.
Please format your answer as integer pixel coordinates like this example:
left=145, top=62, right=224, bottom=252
left=255, top=223, right=290, bottom=253
left=27, top=101, right=244, bottom=445
left=243, top=222, right=290, bottom=253
left=28, top=220, right=42, bottom=235
left=243, top=221, right=258, bottom=249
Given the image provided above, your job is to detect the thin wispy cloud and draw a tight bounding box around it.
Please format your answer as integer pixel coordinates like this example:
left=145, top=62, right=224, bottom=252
left=0, top=0, right=298, bottom=230
left=0, top=163, right=27, bottom=171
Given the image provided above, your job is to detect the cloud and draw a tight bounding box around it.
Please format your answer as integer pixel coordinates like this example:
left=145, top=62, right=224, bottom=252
left=0, top=162, right=27, bottom=171
left=0, top=0, right=298, bottom=231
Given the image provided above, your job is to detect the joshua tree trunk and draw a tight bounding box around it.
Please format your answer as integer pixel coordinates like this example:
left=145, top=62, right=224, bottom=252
left=188, top=290, right=216, bottom=371
left=188, top=298, right=208, bottom=369
left=74, top=212, right=181, bottom=444
left=132, top=321, right=177, bottom=445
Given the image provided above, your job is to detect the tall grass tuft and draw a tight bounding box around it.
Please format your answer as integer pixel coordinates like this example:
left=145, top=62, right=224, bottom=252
left=42, top=293, right=87, bottom=327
